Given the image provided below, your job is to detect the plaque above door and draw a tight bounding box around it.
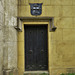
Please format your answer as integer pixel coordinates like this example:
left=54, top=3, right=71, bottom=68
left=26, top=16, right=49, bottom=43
left=29, top=3, right=43, bottom=16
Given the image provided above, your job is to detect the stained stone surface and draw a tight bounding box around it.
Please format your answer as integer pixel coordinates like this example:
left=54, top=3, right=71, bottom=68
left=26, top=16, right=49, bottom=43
left=0, top=42, right=3, bottom=75
left=8, top=42, right=17, bottom=68
left=0, top=0, right=17, bottom=75
left=3, top=26, right=17, bottom=42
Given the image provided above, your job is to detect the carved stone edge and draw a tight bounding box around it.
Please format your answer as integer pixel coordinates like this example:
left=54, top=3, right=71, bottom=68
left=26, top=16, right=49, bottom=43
left=15, top=17, right=57, bottom=32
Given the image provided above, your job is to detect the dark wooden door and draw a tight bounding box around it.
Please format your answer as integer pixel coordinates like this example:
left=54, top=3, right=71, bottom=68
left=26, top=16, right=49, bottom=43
left=25, top=25, right=48, bottom=71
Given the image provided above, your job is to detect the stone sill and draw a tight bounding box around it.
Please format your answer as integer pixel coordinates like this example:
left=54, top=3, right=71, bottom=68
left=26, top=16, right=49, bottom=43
left=24, top=71, right=48, bottom=74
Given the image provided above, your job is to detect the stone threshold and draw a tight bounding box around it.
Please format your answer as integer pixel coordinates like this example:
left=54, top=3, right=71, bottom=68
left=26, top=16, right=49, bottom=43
left=24, top=71, right=49, bottom=75
left=24, top=71, right=48, bottom=74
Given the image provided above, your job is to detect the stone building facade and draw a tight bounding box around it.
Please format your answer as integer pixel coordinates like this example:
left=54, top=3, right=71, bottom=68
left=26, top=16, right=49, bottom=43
left=1, top=0, right=75, bottom=75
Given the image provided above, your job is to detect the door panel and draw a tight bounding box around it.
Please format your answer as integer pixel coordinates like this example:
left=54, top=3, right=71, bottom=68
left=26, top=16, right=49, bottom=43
left=25, top=25, right=48, bottom=71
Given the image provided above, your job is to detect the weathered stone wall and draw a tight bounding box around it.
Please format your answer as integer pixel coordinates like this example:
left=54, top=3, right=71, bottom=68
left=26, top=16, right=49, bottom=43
left=18, top=0, right=75, bottom=75
left=0, top=0, right=5, bottom=75
left=0, top=0, right=18, bottom=75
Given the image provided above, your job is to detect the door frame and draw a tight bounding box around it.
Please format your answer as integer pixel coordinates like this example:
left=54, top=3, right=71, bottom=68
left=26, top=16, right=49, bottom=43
left=18, top=20, right=51, bottom=74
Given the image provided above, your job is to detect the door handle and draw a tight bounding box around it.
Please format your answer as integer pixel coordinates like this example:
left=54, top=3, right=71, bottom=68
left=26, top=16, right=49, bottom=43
left=41, top=49, right=44, bottom=53
left=29, top=50, right=33, bottom=53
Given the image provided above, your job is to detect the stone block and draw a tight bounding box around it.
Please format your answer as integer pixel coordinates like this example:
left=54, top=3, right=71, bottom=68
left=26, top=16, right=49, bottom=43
left=3, top=27, right=9, bottom=42
left=0, top=1, right=4, bottom=13
left=18, top=56, right=24, bottom=68
left=54, top=18, right=62, bottom=28
left=3, top=41, right=17, bottom=69
left=51, top=29, right=63, bottom=41
left=55, top=40, right=75, bottom=67
left=7, top=42, right=17, bottom=68
left=8, top=5, right=17, bottom=16
left=4, top=0, right=9, bottom=13
left=56, top=40, right=74, bottom=55
left=0, top=42, right=3, bottom=75
left=61, top=54, right=75, bottom=67
left=63, top=6, right=73, bottom=17
left=62, top=0, right=73, bottom=5
left=18, top=68, right=24, bottom=75
left=29, top=0, right=44, bottom=4
left=18, top=29, right=24, bottom=42
left=4, top=26, right=17, bottom=42
left=3, top=69, right=18, bottom=75
left=50, top=68, right=75, bottom=75
left=25, top=0, right=29, bottom=5
left=3, top=47, right=8, bottom=69
left=41, top=6, right=45, bottom=16
left=4, top=13, right=9, bottom=26
left=63, top=29, right=75, bottom=40
left=0, top=42, right=3, bottom=62
left=43, top=0, right=51, bottom=5
left=62, top=18, right=73, bottom=28
left=0, top=26, right=3, bottom=42
left=73, top=41, right=75, bottom=54
left=8, top=17, right=17, bottom=26
left=73, top=0, right=75, bottom=5
left=3, top=42, right=17, bottom=69
left=18, top=42, right=24, bottom=56
left=5, top=0, right=17, bottom=8
left=0, top=67, right=3, bottom=75
left=66, top=68, right=75, bottom=73
left=50, top=68, right=67, bottom=75
left=73, top=18, right=75, bottom=28
left=50, top=40, right=75, bottom=67
left=24, top=72, right=49, bottom=75
left=18, top=6, right=31, bottom=17
left=9, top=0, right=17, bottom=5
left=0, top=12, right=4, bottom=25
left=54, top=6, right=63, bottom=17
left=51, top=0, right=62, bottom=5
left=0, top=0, right=4, bottom=8
left=13, top=69, right=18, bottom=75
left=55, top=18, right=73, bottom=28
left=34, top=0, right=40, bottom=3
left=29, top=0, right=35, bottom=3
left=3, top=70, right=13, bottom=75
left=4, top=1, right=17, bottom=25
left=44, top=6, right=55, bottom=16
left=49, top=41, right=57, bottom=66
left=29, top=0, right=44, bottom=3
left=5, top=13, right=17, bottom=26
left=73, top=6, right=75, bottom=17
